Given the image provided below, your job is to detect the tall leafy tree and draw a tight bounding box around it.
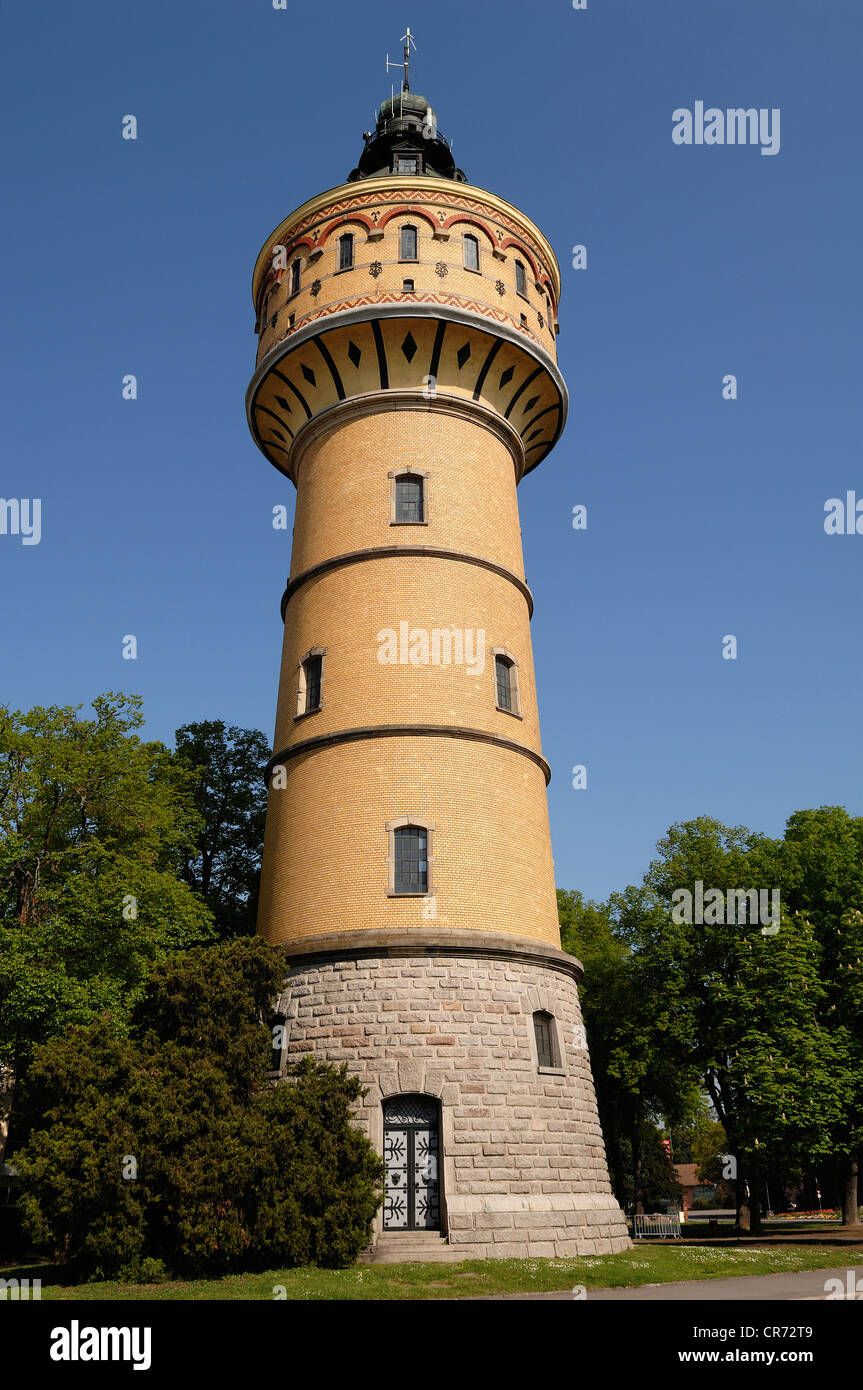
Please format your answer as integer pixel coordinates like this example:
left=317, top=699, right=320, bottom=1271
left=0, top=695, right=215, bottom=1157
left=780, top=809, right=863, bottom=1225
left=558, top=889, right=700, bottom=1211
left=627, top=817, right=847, bottom=1233
left=174, top=721, right=269, bottom=938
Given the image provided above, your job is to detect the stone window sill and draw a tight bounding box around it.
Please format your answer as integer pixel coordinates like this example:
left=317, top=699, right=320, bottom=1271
left=390, top=519, right=429, bottom=526
left=538, top=1066, right=566, bottom=1076
left=294, top=706, right=323, bottom=722
left=495, top=704, right=523, bottom=720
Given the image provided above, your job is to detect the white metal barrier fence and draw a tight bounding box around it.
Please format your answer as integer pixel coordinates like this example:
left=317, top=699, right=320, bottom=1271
left=631, top=1212, right=681, bottom=1240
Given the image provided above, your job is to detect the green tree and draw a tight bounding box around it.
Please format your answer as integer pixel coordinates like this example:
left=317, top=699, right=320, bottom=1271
left=624, top=817, right=846, bottom=1234
left=0, top=695, right=215, bottom=1156
left=16, top=938, right=383, bottom=1277
left=174, top=720, right=269, bottom=939
left=558, top=889, right=700, bottom=1211
left=779, top=809, right=863, bottom=1225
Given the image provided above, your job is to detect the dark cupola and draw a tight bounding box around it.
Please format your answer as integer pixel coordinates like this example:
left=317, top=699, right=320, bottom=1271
left=347, top=28, right=466, bottom=182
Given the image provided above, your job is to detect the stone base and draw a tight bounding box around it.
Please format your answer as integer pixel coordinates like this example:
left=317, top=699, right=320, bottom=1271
left=274, top=929, right=631, bottom=1259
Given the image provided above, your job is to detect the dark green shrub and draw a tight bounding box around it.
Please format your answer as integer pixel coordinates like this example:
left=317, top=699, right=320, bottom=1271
left=15, top=939, right=382, bottom=1277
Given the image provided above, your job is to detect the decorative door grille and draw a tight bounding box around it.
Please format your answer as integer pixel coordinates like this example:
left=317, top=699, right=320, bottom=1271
left=383, top=1096, right=441, bottom=1231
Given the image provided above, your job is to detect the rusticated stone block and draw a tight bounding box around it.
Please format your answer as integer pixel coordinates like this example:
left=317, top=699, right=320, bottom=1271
left=275, top=942, right=630, bottom=1260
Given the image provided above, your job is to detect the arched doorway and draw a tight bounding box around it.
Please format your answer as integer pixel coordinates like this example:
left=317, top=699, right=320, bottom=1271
left=382, top=1095, right=441, bottom=1231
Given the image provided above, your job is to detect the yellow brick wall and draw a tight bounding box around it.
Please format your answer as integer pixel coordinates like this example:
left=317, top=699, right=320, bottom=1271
left=253, top=181, right=564, bottom=954
left=257, top=736, right=561, bottom=947
left=289, top=410, right=525, bottom=580
left=274, top=557, right=538, bottom=752
left=256, top=185, right=559, bottom=366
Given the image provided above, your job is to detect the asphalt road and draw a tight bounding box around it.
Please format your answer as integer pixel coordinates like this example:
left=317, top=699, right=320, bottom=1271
left=470, top=1265, right=863, bottom=1300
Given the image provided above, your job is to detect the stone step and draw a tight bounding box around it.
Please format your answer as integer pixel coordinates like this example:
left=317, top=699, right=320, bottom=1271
left=359, top=1232, right=465, bottom=1265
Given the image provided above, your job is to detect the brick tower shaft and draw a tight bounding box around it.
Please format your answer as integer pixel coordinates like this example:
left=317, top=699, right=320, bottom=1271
left=247, top=74, right=630, bottom=1257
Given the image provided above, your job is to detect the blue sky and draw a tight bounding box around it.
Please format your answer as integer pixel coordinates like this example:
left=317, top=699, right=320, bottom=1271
left=1, top=0, right=861, bottom=900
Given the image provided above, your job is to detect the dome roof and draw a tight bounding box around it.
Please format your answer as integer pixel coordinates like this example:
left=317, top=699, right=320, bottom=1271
left=378, top=91, right=430, bottom=121
left=347, top=88, right=466, bottom=183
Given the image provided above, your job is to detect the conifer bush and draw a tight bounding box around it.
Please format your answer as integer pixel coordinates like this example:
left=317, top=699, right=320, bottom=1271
left=15, top=938, right=383, bottom=1278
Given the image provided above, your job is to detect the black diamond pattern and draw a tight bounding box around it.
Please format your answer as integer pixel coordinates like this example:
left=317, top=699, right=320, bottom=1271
left=456, top=343, right=471, bottom=369
left=401, top=332, right=418, bottom=363
left=301, top=363, right=316, bottom=387
left=524, top=394, right=540, bottom=413
left=274, top=395, right=292, bottom=414
left=499, top=365, right=515, bottom=389
left=347, top=340, right=361, bottom=368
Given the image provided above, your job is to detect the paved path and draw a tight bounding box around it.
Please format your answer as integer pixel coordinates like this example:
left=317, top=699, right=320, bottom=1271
left=469, top=1265, right=863, bottom=1300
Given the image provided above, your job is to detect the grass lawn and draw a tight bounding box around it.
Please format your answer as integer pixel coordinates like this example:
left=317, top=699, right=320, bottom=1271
left=5, top=1242, right=862, bottom=1301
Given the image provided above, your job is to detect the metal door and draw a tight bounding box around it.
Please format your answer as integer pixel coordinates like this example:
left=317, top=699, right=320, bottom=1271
left=383, top=1096, right=440, bottom=1230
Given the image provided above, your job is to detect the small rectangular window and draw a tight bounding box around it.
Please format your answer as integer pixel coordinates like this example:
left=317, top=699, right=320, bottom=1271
left=395, top=474, right=424, bottom=523
left=402, top=278, right=415, bottom=293
left=534, top=1012, right=556, bottom=1069
left=394, top=826, right=427, bottom=894
left=515, top=260, right=527, bottom=297
left=339, top=233, right=354, bottom=271
left=463, top=235, right=479, bottom=272
left=396, top=156, right=419, bottom=174
left=303, top=655, right=322, bottom=712
left=495, top=656, right=513, bottom=712
left=400, top=225, right=418, bottom=261
left=290, top=260, right=301, bottom=295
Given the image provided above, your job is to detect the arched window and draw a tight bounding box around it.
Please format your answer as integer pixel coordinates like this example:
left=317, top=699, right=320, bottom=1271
left=393, top=472, right=425, bottom=523
left=394, top=825, right=427, bottom=894
left=515, top=259, right=527, bottom=297
left=296, top=648, right=325, bottom=717
left=387, top=817, right=434, bottom=896
left=492, top=650, right=521, bottom=716
left=290, top=259, right=301, bottom=295
left=463, top=234, right=480, bottom=272
left=338, top=233, right=354, bottom=271
left=533, top=1011, right=560, bottom=1070
left=399, top=224, right=418, bottom=261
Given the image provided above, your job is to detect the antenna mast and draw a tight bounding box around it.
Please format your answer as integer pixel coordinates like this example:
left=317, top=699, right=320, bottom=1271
left=386, top=26, right=417, bottom=95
